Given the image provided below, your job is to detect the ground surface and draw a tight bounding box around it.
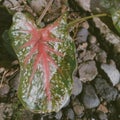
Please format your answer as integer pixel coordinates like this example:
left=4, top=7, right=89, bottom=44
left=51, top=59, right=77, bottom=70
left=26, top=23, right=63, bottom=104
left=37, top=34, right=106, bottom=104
left=0, top=0, right=120, bottom=120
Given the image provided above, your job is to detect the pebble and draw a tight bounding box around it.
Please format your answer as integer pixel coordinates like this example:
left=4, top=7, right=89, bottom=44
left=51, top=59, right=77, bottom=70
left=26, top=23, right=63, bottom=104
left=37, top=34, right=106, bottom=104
left=82, top=50, right=96, bottom=61
left=30, top=0, right=47, bottom=13
left=77, top=52, right=85, bottom=64
left=18, top=110, right=33, bottom=120
left=82, top=84, right=100, bottom=109
left=77, top=43, right=88, bottom=51
left=81, top=21, right=89, bottom=29
left=113, top=43, right=120, bottom=53
left=94, top=77, right=118, bottom=102
left=72, top=77, right=82, bottom=96
left=97, top=111, right=108, bottom=120
left=79, top=50, right=96, bottom=62
left=3, top=0, right=20, bottom=9
left=79, top=61, right=98, bottom=82
left=0, top=103, right=5, bottom=120
left=67, top=108, right=75, bottom=120
left=55, top=111, right=62, bottom=120
left=93, top=17, right=120, bottom=44
left=0, top=84, right=10, bottom=97
left=75, top=0, right=91, bottom=11
left=72, top=98, right=84, bottom=118
left=0, top=67, right=5, bottom=74
left=11, top=60, right=19, bottom=66
left=9, top=73, right=20, bottom=91
left=89, top=43, right=101, bottom=53
left=107, top=104, right=118, bottom=120
left=76, top=27, right=89, bottom=44
left=116, top=83, right=120, bottom=91
left=0, top=103, right=13, bottom=120
left=97, top=104, right=109, bottom=113
left=96, top=50, right=107, bottom=63
left=101, top=63, right=120, bottom=86
left=88, top=35, right=97, bottom=44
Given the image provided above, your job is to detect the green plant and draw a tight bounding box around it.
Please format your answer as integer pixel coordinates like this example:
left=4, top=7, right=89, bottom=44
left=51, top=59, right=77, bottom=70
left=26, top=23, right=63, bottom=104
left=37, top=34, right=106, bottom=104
left=9, top=12, right=76, bottom=113
left=8, top=11, right=107, bottom=113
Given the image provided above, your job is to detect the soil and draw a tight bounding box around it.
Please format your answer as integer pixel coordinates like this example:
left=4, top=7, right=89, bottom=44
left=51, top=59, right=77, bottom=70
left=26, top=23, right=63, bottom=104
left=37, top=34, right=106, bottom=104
left=0, top=0, right=120, bottom=120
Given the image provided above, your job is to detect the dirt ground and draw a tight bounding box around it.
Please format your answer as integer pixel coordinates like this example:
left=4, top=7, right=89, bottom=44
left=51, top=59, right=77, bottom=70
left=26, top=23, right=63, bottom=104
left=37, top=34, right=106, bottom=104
left=0, top=0, right=120, bottom=120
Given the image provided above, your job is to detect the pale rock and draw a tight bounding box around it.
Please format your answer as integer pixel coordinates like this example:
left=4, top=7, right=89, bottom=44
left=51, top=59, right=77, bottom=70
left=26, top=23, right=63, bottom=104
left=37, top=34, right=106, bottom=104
left=101, top=63, right=120, bottom=86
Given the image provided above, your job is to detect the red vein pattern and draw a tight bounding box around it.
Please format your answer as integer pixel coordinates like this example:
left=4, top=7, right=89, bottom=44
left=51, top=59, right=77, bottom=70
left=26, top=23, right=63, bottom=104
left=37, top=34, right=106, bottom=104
left=21, top=22, right=63, bottom=101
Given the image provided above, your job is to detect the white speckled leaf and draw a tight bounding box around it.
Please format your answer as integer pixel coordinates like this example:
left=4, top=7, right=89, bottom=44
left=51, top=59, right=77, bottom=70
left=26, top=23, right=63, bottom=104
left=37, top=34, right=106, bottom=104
left=9, top=12, right=76, bottom=113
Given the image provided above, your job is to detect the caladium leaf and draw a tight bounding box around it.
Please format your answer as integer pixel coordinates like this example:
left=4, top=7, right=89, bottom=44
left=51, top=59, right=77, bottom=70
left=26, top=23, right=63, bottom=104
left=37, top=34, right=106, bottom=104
left=9, top=12, right=76, bottom=113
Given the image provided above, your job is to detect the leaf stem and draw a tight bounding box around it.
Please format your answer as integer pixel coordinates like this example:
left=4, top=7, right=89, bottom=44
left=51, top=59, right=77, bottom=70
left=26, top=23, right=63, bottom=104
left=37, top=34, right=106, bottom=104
left=67, top=13, right=107, bottom=29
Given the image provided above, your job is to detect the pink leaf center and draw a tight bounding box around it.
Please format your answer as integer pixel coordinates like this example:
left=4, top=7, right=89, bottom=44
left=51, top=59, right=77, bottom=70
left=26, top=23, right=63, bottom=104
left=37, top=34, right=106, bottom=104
left=21, top=22, right=63, bottom=101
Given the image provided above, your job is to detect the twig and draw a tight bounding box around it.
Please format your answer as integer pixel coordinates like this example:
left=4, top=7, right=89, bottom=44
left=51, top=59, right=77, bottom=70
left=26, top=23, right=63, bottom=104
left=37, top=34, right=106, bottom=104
left=67, top=13, right=107, bottom=29
left=0, top=70, right=8, bottom=88
left=37, top=0, right=54, bottom=26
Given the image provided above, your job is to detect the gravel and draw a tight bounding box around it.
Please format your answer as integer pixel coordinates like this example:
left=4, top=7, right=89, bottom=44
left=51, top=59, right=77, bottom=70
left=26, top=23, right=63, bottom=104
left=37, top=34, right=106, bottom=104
left=1, top=0, right=120, bottom=119
left=72, top=98, right=85, bottom=117
left=72, top=77, right=82, bottom=96
left=94, top=77, right=118, bottom=102
left=79, top=61, right=98, bottom=82
left=82, top=84, right=100, bottom=109
left=101, top=63, right=120, bottom=86
left=76, top=27, right=89, bottom=43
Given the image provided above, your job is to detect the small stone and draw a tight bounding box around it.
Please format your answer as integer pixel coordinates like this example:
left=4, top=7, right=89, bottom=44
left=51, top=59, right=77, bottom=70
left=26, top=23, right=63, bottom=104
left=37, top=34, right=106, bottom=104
left=88, top=35, right=97, bottom=44
left=97, top=104, right=109, bottom=113
left=94, top=78, right=118, bottom=102
left=77, top=43, right=88, bottom=51
left=9, top=73, right=20, bottom=91
left=113, top=43, right=120, bottom=53
left=0, top=103, right=13, bottom=120
left=55, top=111, right=62, bottom=120
left=22, top=110, right=33, bottom=120
left=93, top=17, right=120, bottom=45
left=0, top=84, right=10, bottom=96
left=81, top=21, right=89, bottom=29
left=30, top=0, right=47, bottom=14
left=75, top=0, right=91, bottom=11
left=79, top=61, right=98, bottom=82
left=3, top=0, right=20, bottom=9
left=96, top=50, right=107, bottom=63
left=97, top=111, right=108, bottom=120
left=89, top=43, right=101, bottom=53
left=72, top=77, right=82, bottom=96
left=82, top=84, right=100, bottom=109
left=72, top=98, right=84, bottom=117
left=101, top=63, right=120, bottom=86
left=116, top=83, right=120, bottom=91
left=81, top=117, right=89, bottom=120
left=0, top=103, right=5, bottom=120
left=107, top=104, right=117, bottom=119
left=82, top=50, right=96, bottom=61
left=76, top=27, right=89, bottom=43
left=78, top=50, right=96, bottom=63
left=43, top=0, right=61, bottom=23
left=11, top=60, right=19, bottom=66
left=78, top=50, right=86, bottom=59
left=67, top=109, right=75, bottom=120
left=0, top=67, right=5, bottom=74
